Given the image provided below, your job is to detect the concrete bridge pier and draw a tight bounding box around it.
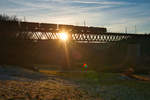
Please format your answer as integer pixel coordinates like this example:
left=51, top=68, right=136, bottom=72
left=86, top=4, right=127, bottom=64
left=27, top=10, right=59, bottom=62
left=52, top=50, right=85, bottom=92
left=125, top=43, right=141, bottom=67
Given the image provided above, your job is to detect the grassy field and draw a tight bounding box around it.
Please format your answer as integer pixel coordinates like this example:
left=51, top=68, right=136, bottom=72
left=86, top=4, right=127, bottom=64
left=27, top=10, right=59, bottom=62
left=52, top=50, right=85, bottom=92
left=39, top=69, right=150, bottom=100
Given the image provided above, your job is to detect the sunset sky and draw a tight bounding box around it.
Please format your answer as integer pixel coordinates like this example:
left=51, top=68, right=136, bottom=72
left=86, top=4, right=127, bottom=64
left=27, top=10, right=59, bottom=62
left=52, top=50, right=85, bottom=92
left=0, top=0, right=150, bottom=33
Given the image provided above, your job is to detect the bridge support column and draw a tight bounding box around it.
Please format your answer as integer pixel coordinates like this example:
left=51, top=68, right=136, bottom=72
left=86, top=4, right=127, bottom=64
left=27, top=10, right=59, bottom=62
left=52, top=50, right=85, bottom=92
left=126, top=43, right=141, bottom=67
left=59, top=42, right=71, bottom=71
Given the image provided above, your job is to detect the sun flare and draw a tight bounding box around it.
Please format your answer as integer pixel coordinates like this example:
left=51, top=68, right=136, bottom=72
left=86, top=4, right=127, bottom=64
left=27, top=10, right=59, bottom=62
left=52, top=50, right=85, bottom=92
left=59, top=32, right=68, bottom=41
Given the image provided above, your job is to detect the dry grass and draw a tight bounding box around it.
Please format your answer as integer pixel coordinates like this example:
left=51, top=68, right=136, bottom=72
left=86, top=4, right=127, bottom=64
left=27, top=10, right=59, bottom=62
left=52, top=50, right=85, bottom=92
left=39, top=70, right=150, bottom=100
left=39, top=70, right=59, bottom=75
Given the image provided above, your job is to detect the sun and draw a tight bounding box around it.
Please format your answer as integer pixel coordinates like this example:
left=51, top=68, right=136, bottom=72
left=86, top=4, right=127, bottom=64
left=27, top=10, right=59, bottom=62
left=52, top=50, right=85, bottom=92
left=59, top=32, right=68, bottom=41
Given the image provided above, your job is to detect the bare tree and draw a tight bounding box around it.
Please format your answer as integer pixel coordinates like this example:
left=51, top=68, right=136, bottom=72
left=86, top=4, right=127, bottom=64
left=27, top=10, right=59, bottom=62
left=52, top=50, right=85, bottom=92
left=0, top=14, right=20, bottom=22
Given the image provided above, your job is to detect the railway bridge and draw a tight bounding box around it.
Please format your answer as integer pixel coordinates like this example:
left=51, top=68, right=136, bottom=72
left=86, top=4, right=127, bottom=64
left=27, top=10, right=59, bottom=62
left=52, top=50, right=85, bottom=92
left=0, top=21, right=150, bottom=71
left=1, top=21, right=149, bottom=42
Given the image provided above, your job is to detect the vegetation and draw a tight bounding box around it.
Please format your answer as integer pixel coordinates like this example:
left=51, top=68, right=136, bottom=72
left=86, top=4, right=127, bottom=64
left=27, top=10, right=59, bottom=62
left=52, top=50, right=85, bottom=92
left=39, top=69, right=150, bottom=100
left=0, top=14, right=20, bottom=21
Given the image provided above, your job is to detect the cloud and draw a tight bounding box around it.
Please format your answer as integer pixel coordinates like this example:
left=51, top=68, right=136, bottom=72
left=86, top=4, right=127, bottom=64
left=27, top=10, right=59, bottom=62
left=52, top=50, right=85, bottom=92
left=8, top=0, right=132, bottom=9
left=8, top=0, right=53, bottom=9
left=71, top=0, right=133, bottom=5
left=1, top=0, right=150, bottom=33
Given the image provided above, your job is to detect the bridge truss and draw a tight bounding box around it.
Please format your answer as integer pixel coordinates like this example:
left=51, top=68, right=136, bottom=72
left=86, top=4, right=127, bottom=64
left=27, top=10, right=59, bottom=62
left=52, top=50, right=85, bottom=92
left=1, top=21, right=150, bottom=43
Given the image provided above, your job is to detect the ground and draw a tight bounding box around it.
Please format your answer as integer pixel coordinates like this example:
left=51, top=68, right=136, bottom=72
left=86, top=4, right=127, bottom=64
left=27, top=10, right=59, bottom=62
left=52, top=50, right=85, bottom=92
left=0, top=65, right=150, bottom=100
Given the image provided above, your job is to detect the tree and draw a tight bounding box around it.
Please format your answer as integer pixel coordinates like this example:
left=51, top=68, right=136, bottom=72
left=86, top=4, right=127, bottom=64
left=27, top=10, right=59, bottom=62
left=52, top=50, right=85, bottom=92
left=0, top=14, right=20, bottom=21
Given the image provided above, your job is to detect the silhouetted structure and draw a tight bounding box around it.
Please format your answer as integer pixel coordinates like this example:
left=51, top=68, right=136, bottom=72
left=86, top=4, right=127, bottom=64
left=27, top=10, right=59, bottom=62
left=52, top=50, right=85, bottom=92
left=0, top=20, right=149, bottom=42
left=0, top=18, right=150, bottom=72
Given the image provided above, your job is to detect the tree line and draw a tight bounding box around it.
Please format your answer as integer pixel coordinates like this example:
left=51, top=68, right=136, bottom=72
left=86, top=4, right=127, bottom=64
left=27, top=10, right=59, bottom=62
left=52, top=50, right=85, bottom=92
left=0, top=14, right=20, bottom=22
